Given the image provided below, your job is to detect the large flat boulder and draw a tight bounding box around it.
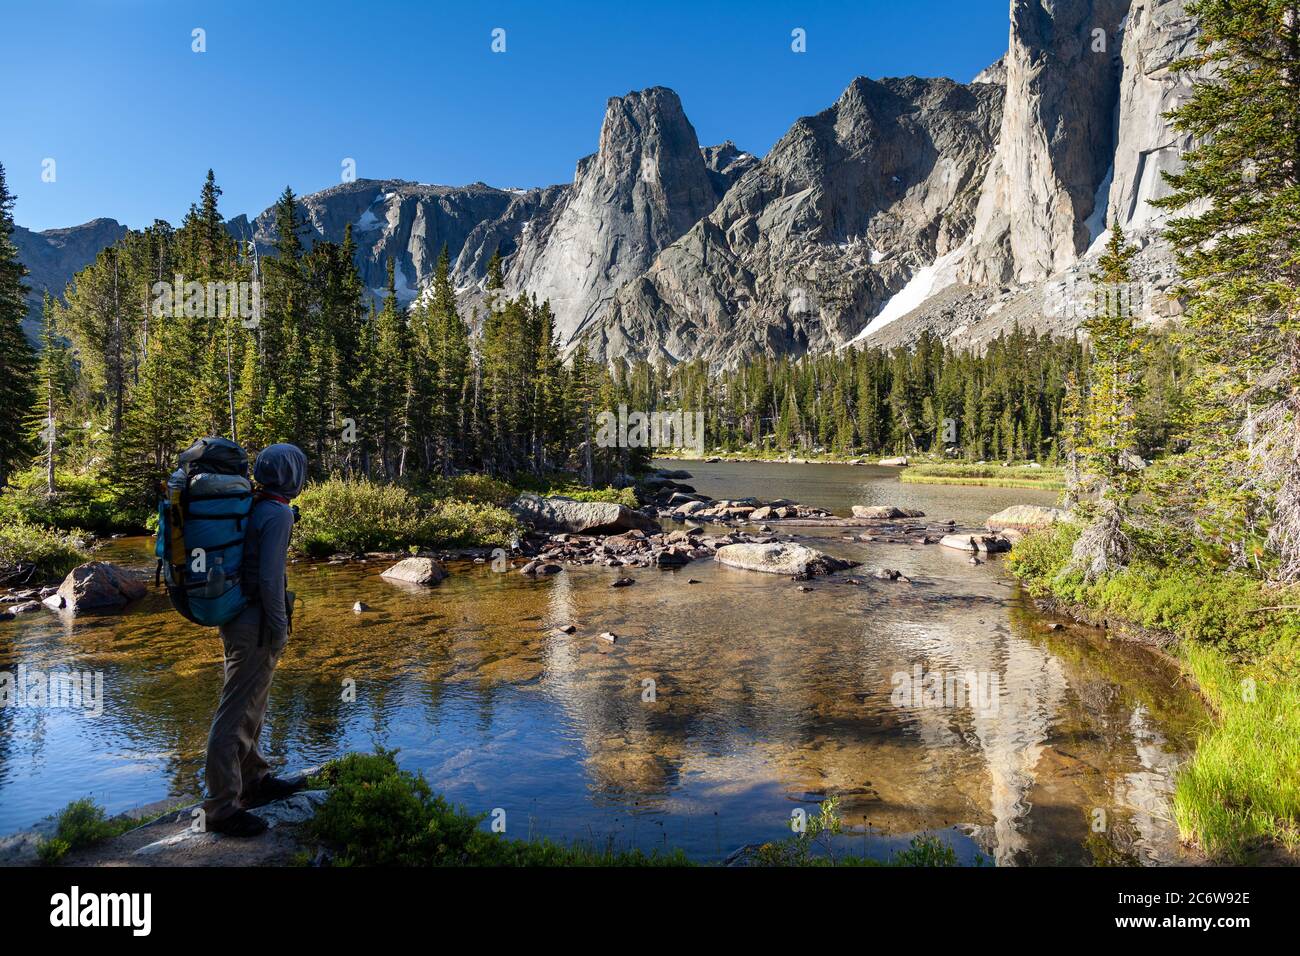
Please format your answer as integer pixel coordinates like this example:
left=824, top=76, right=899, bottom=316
left=43, top=561, right=147, bottom=613
left=851, top=505, right=926, bottom=519
left=380, top=557, right=447, bottom=586
left=985, top=505, right=1069, bottom=532
left=714, top=543, right=857, bottom=578
left=511, top=494, right=659, bottom=535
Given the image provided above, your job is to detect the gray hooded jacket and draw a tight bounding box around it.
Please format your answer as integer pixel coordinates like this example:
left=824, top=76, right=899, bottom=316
left=242, top=444, right=307, bottom=643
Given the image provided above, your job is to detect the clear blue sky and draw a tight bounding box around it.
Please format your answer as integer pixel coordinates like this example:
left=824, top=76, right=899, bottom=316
left=1, top=0, right=1008, bottom=232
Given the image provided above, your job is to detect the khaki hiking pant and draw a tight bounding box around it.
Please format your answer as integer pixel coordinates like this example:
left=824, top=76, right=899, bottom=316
left=202, top=602, right=284, bottom=824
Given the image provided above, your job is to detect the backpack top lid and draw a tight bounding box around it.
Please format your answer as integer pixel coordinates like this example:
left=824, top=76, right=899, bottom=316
left=177, top=436, right=248, bottom=478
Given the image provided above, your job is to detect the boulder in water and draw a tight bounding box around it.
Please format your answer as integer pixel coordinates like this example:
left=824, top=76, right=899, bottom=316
left=984, top=505, right=1069, bottom=532
left=380, top=557, right=447, bottom=586
left=510, top=493, right=659, bottom=535
left=851, top=505, right=925, bottom=519
left=714, top=543, right=857, bottom=578
left=46, top=562, right=147, bottom=614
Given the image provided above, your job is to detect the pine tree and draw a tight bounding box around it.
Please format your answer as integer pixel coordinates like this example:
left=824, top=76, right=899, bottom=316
left=29, top=294, right=75, bottom=493
left=0, top=163, right=37, bottom=487
left=1068, top=226, right=1145, bottom=580
left=1153, top=0, right=1300, bottom=577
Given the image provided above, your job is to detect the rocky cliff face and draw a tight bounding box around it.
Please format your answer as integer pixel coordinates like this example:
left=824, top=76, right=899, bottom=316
left=586, top=0, right=1203, bottom=364
left=959, top=0, right=1130, bottom=286
left=11, top=218, right=129, bottom=337
left=231, top=180, right=516, bottom=304
left=17, top=0, right=1204, bottom=365
left=449, top=88, right=747, bottom=342
left=859, top=0, right=1203, bottom=353
left=585, top=75, right=1003, bottom=364
left=1106, top=0, right=1201, bottom=237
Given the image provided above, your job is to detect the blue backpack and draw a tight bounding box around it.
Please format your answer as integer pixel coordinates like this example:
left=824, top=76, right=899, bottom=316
left=155, top=437, right=254, bottom=627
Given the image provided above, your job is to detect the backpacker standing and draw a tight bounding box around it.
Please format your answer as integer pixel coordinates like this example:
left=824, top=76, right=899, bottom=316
left=201, top=442, right=308, bottom=836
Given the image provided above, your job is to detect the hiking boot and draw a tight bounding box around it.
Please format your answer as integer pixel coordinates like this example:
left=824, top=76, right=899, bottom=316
left=208, top=809, right=268, bottom=838
left=245, top=774, right=307, bottom=807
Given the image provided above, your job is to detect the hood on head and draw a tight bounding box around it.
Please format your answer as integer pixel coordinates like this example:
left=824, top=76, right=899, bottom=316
left=253, top=444, right=308, bottom=499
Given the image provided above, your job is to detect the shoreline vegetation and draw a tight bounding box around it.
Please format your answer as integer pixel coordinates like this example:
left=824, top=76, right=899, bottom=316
left=24, top=751, right=969, bottom=868
left=658, top=452, right=1069, bottom=489
left=1010, top=524, right=1299, bottom=862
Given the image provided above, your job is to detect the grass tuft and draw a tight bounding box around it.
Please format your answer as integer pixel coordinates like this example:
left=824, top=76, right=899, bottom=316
left=36, top=797, right=136, bottom=864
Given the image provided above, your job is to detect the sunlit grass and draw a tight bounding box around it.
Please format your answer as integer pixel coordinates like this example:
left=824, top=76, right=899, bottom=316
left=1173, top=644, right=1300, bottom=861
left=901, top=463, right=1066, bottom=490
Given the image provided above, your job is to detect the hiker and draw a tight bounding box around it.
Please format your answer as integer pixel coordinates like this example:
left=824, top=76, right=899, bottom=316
left=200, top=443, right=308, bottom=837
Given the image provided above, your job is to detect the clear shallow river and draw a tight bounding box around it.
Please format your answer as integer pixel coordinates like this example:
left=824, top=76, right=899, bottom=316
left=0, top=461, right=1206, bottom=864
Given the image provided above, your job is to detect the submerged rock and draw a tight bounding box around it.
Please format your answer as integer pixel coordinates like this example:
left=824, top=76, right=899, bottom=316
left=714, top=543, right=857, bottom=578
left=379, top=557, right=448, bottom=586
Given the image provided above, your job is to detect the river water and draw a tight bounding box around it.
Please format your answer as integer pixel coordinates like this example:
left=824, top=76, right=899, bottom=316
left=0, top=460, right=1206, bottom=864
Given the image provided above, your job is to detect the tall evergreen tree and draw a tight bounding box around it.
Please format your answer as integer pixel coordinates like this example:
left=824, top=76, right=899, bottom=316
left=0, top=164, right=37, bottom=487
left=1154, top=0, right=1300, bottom=577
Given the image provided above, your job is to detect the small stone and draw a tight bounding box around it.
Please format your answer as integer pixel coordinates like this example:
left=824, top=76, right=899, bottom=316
left=352, top=601, right=369, bottom=613
left=610, top=577, right=635, bottom=588
left=598, top=631, right=618, bottom=644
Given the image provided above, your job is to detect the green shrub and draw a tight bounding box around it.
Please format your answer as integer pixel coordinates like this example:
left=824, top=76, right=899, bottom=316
left=36, top=797, right=135, bottom=864
left=1009, top=523, right=1300, bottom=671
left=422, top=499, right=519, bottom=549
left=307, top=751, right=690, bottom=867
left=0, top=469, right=147, bottom=534
left=423, top=474, right=516, bottom=506
left=511, top=473, right=639, bottom=507
left=562, top=486, right=638, bottom=507
left=292, top=479, right=519, bottom=556
left=0, top=520, right=89, bottom=584
left=293, top=480, right=429, bottom=556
